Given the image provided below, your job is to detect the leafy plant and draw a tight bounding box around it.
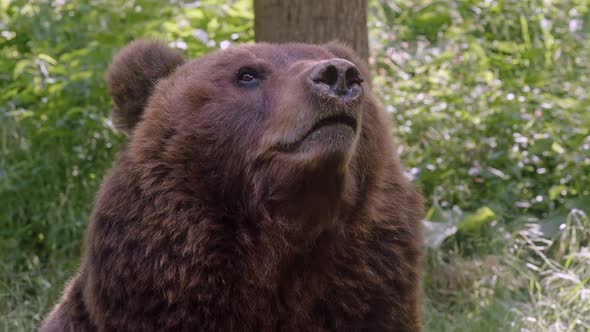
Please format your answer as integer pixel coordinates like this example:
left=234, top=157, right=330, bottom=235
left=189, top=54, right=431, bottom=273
left=370, top=0, right=590, bottom=330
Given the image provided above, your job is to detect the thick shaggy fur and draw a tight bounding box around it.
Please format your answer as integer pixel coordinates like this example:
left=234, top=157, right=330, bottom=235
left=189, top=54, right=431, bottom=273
left=41, top=40, right=424, bottom=331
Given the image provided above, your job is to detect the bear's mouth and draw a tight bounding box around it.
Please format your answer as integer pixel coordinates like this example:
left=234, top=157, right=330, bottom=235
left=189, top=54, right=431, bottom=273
left=275, top=114, right=357, bottom=152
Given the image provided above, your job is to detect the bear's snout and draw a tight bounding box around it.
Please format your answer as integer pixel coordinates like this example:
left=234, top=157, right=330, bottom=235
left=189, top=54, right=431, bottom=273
left=308, top=59, right=364, bottom=103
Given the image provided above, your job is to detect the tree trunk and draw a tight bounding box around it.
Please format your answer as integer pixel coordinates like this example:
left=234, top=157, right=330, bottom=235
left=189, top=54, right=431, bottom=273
left=254, top=0, right=369, bottom=61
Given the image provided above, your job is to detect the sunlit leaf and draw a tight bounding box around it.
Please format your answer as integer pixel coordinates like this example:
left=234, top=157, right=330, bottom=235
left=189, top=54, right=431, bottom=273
left=457, top=207, right=496, bottom=232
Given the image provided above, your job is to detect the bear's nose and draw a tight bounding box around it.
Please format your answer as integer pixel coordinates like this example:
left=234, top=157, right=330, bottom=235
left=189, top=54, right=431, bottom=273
left=309, top=59, right=363, bottom=100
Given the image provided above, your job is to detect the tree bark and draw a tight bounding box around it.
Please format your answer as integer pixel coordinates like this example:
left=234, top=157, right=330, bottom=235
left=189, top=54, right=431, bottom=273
left=254, top=0, right=369, bottom=61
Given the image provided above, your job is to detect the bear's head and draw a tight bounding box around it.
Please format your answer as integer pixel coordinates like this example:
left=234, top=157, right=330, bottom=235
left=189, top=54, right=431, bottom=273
left=106, top=40, right=393, bottom=235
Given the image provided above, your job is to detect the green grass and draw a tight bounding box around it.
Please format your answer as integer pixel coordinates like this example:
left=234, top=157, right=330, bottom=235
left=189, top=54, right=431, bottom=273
left=1, top=0, right=589, bottom=331
left=369, top=0, right=590, bottom=330
left=372, top=0, right=590, bottom=214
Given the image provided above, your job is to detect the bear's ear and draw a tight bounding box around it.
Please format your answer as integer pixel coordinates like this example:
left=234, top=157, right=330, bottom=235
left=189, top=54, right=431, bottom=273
left=323, top=41, right=371, bottom=83
left=106, top=40, right=185, bottom=135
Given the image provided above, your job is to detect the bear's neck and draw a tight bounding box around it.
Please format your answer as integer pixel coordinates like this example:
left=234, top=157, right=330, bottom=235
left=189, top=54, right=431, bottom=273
left=234, top=166, right=359, bottom=289
left=115, top=149, right=362, bottom=287
left=89, top=153, right=374, bottom=321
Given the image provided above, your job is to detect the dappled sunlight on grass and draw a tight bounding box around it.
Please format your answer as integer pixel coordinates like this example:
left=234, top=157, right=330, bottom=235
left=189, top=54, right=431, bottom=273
left=370, top=0, right=590, bottom=330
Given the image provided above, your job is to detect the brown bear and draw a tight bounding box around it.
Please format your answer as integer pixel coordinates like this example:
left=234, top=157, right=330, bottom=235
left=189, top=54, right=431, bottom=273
left=41, top=40, right=424, bottom=331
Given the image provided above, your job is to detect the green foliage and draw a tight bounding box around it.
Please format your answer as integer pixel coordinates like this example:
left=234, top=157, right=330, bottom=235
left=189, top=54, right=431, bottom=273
left=371, top=0, right=590, bottom=329
left=372, top=0, right=590, bottom=220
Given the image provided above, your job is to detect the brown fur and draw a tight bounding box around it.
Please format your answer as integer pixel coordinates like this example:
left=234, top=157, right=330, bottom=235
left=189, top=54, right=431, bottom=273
left=41, top=40, right=424, bottom=331
left=106, top=40, right=184, bottom=134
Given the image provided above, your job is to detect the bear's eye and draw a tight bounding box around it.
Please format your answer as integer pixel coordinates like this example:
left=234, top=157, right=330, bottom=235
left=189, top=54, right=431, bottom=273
left=240, top=73, right=255, bottom=82
left=236, top=67, right=262, bottom=87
